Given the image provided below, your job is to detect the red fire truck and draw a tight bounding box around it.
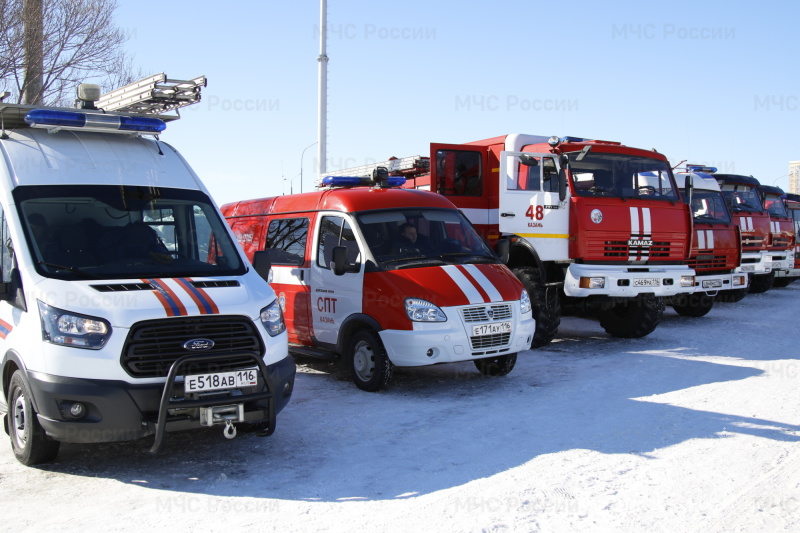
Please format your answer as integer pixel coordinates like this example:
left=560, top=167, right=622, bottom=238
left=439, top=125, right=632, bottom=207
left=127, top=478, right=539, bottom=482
left=221, top=174, right=535, bottom=391
left=324, top=135, right=698, bottom=346
left=669, top=170, right=746, bottom=315
left=713, top=174, right=779, bottom=296
left=777, top=192, right=800, bottom=287
left=758, top=184, right=795, bottom=288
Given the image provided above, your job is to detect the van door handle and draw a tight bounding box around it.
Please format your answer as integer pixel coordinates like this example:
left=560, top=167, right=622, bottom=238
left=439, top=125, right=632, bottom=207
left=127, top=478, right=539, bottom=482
left=500, top=212, right=515, bottom=217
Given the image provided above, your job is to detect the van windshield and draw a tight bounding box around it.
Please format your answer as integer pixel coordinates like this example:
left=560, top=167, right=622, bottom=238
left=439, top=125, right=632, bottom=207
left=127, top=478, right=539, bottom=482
left=15, top=185, right=245, bottom=280
left=356, top=208, right=497, bottom=267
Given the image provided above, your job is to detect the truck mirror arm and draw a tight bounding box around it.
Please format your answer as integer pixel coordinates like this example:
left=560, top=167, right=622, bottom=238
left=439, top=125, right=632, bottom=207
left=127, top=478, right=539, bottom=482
left=252, top=251, right=272, bottom=281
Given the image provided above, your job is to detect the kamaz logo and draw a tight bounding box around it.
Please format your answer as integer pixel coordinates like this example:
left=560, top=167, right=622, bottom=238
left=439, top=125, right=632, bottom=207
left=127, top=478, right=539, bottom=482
left=628, top=239, right=653, bottom=247
left=183, top=338, right=215, bottom=351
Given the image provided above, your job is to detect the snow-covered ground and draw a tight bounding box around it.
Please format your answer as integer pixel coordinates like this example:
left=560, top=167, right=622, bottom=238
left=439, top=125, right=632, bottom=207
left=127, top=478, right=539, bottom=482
left=2, top=286, right=799, bottom=532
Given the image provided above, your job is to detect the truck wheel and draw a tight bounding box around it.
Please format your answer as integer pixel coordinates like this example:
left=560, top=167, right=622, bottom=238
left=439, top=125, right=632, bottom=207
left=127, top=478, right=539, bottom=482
left=473, top=353, right=517, bottom=377
left=7, top=371, right=60, bottom=465
left=772, top=276, right=795, bottom=288
left=348, top=329, right=393, bottom=392
left=599, top=296, right=664, bottom=338
left=715, top=288, right=748, bottom=303
left=748, top=272, right=774, bottom=294
left=671, top=293, right=714, bottom=318
left=512, top=266, right=561, bottom=348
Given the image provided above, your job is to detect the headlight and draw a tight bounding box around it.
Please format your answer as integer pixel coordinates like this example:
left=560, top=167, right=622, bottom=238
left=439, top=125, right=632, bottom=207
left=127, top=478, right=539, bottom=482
left=38, top=301, right=111, bottom=350
left=260, top=300, right=286, bottom=337
left=405, top=298, right=446, bottom=322
left=519, top=289, right=532, bottom=315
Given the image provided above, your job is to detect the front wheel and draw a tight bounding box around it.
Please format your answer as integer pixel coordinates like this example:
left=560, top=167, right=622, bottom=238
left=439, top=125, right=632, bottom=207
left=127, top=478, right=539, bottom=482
left=512, top=266, right=561, bottom=348
left=7, top=370, right=60, bottom=465
left=671, top=293, right=714, bottom=318
left=473, top=353, right=517, bottom=377
left=748, top=272, right=775, bottom=294
left=599, top=296, right=665, bottom=338
left=772, top=276, right=796, bottom=288
left=347, top=329, right=393, bottom=392
left=715, top=287, right=748, bottom=303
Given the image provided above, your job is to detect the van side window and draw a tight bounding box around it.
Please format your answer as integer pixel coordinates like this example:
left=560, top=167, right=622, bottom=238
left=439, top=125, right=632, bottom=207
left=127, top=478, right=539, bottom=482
left=266, top=218, right=309, bottom=266
left=0, top=207, right=24, bottom=310
left=436, top=150, right=482, bottom=196
left=317, top=216, right=360, bottom=269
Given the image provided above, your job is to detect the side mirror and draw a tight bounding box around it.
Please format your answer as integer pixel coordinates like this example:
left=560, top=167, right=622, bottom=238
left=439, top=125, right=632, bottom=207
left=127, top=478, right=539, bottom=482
left=558, top=155, right=569, bottom=202
left=684, top=174, right=693, bottom=203
left=252, top=251, right=272, bottom=281
left=495, top=239, right=510, bottom=264
left=0, top=281, right=9, bottom=300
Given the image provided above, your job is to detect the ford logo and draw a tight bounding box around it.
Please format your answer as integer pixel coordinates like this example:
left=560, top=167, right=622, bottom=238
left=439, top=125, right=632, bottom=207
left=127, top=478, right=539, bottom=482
left=183, top=338, right=215, bottom=351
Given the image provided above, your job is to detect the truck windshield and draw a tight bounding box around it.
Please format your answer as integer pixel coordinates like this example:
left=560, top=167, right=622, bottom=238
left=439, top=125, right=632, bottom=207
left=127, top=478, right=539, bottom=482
left=356, top=208, right=496, bottom=267
left=762, top=193, right=789, bottom=217
left=15, top=185, right=245, bottom=280
left=692, top=190, right=731, bottom=224
left=568, top=152, right=678, bottom=200
left=721, top=186, right=763, bottom=213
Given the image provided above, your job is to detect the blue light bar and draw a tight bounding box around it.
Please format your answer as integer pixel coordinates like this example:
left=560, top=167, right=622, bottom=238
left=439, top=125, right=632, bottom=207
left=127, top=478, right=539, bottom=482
left=686, top=164, right=718, bottom=174
left=24, top=109, right=166, bottom=134
left=560, top=136, right=588, bottom=143
left=321, top=175, right=407, bottom=188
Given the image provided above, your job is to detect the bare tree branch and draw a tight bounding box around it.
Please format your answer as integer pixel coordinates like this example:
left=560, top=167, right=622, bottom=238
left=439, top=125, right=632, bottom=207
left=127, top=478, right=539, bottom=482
left=0, top=0, right=138, bottom=105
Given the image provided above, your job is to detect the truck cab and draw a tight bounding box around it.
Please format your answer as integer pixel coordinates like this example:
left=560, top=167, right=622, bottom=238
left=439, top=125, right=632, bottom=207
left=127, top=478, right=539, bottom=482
left=0, top=78, right=295, bottom=465
left=757, top=184, right=795, bottom=285
left=222, top=175, right=535, bottom=391
left=714, top=174, right=776, bottom=295
left=669, top=170, right=746, bottom=315
left=777, top=192, right=800, bottom=286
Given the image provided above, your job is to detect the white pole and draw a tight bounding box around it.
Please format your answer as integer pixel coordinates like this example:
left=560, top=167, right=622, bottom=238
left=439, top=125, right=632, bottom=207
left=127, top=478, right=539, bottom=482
left=317, top=0, right=328, bottom=185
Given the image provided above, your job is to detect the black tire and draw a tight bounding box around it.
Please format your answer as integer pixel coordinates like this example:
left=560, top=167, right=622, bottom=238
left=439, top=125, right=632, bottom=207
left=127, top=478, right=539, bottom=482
left=347, top=329, right=393, bottom=392
left=512, top=266, right=561, bottom=348
left=598, top=296, right=665, bottom=338
left=715, top=287, right=748, bottom=303
left=7, top=370, right=60, bottom=465
left=772, top=276, right=795, bottom=288
left=473, top=353, right=517, bottom=377
left=748, top=272, right=774, bottom=294
left=671, top=293, right=715, bottom=318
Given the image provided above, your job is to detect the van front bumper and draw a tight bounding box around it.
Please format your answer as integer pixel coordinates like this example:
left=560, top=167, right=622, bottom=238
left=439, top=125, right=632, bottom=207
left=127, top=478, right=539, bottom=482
left=27, top=354, right=295, bottom=444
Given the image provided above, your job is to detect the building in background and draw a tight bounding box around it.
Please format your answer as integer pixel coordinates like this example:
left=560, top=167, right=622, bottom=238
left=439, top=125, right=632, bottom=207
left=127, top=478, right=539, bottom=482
left=790, top=161, right=800, bottom=193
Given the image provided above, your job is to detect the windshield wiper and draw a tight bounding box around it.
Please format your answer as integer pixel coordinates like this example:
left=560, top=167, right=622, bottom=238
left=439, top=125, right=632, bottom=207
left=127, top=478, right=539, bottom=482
left=438, top=252, right=496, bottom=263
left=37, top=261, right=99, bottom=279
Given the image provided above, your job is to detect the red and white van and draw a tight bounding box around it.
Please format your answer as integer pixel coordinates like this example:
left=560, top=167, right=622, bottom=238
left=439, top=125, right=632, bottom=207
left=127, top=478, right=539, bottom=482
left=221, top=175, right=535, bottom=391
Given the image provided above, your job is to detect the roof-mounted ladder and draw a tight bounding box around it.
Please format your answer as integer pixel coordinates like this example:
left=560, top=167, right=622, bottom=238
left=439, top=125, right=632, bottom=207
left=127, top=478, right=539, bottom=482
left=96, top=73, right=207, bottom=115
left=321, top=155, right=430, bottom=180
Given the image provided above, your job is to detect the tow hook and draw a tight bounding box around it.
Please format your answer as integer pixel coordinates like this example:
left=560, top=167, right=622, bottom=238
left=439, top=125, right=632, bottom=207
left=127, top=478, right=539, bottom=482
left=223, top=419, right=237, bottom=440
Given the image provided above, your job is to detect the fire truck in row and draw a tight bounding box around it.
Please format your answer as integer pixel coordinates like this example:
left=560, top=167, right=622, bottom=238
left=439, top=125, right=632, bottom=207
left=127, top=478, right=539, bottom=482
left=323, top=135, right=746, bottom=346
left=779, top=193, right=800, bottom=287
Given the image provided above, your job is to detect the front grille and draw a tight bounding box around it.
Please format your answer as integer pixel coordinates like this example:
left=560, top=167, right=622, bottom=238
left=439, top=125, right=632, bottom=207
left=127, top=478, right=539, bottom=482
left=687, top=253, right=733, bottom=271
left=461, top=304, right=513, bottom=322
left=121, top=315, right=263, bottom=378
left=470, top=333, right=512, bottom=350
left=603, top=240, right=674, bottom=258
left=741, top=236, right=764, bottom=250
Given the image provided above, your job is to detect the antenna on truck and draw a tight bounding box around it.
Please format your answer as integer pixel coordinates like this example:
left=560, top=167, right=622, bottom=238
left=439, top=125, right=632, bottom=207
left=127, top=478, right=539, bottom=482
left=96, top=73, right=207, bottom=115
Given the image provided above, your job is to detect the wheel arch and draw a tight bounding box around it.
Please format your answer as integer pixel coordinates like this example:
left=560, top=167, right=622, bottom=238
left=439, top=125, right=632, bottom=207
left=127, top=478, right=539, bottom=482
left=335, top=313, right=384, bottom=355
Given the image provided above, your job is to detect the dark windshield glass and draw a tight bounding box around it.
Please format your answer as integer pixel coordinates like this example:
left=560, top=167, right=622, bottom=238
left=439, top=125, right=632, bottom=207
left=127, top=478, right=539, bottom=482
left=762, top=193, right=789, bottom=217
left=692, top=190, right=731, bottom=223
left=720, top=186, right=763, bottom=213
left=15, top=185, right=245, bottom=280
left=569, top=152, right=678, bottom=200
left=356, top=208, right=496, bottom=267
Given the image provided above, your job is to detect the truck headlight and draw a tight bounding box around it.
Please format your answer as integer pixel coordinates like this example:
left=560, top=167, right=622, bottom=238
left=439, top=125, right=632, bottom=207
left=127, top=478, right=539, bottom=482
left=38, top=301, right=111, bottom=349
left=680, top=275, right=695, bottom=287
left=260, top=300, right=286, bottom=337
left=520, top=289, right=532, bottom=315
left=405, top=298, right=446, bottom=322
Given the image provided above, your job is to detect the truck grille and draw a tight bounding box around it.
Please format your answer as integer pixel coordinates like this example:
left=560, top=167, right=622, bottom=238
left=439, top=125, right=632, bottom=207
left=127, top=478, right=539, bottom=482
left=121, top=316, right=263, bottom=378
left=460, top=304, right=514, bottom=353
left=602, top=240, right=674, bottom=258
left=470, top=333, right=512, bottom=350
left=741, top=236, right=764, bottom=250
left=686, top=253, right=734, bottom=271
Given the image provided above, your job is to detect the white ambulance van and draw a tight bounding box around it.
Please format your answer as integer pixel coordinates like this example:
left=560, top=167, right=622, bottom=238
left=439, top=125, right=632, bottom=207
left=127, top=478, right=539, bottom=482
left=221, top=172, right=535, bottom=392
left=0, top=78, right=295, bottom=465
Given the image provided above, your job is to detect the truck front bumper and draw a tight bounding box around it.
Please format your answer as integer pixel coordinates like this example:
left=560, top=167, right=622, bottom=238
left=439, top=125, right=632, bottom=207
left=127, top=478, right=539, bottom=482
left=564, top=264, right=696, bottom=298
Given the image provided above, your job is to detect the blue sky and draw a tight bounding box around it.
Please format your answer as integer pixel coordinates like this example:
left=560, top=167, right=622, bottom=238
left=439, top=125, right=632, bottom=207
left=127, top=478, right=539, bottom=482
left=115, top=0, right=800, bottom=205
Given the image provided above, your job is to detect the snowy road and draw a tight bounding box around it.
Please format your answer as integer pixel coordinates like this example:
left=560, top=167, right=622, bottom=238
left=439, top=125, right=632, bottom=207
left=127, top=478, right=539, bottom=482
left=2, top=286, right=799, bottom=532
